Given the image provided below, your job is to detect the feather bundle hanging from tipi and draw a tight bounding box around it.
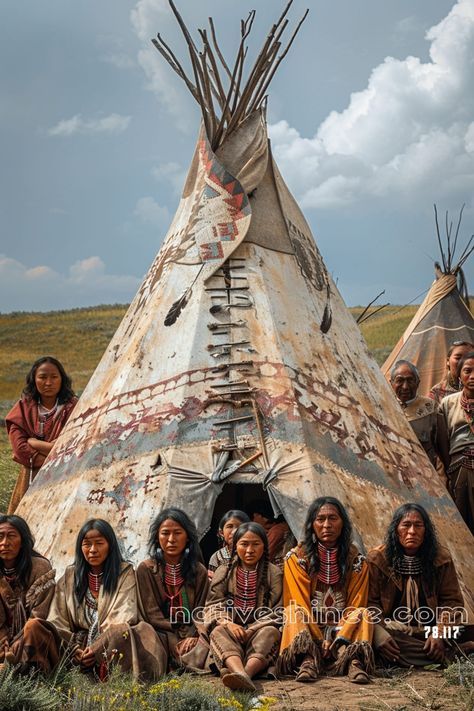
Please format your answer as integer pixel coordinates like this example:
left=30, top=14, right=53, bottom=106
left=17, top=2, right=473, bottom=610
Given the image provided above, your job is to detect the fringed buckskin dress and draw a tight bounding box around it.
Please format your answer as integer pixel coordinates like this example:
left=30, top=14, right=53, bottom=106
left=277, top=543, right=374, bottom=678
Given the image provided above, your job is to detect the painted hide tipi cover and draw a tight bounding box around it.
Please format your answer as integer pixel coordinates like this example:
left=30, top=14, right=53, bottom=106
left=17, top=3, right=474, bottom=608
left=382, top=214, right=474, bottom=395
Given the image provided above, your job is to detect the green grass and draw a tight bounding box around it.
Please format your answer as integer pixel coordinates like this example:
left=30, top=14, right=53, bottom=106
left=352, top=304, right=418, bottom=365
left=0, top=304, right=127, bottom=402
left=0, top=302, right=415, bottom=511
left=0, top=666, right=266, bottom=711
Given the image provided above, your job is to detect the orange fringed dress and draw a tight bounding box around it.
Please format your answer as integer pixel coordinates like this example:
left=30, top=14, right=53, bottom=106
left=277, top=543, right=374, bottom=676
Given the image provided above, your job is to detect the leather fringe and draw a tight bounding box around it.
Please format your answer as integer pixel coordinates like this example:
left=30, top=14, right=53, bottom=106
left=333, top=641, right=375, bottom=676
left=275, top=630, right=321, bottom=677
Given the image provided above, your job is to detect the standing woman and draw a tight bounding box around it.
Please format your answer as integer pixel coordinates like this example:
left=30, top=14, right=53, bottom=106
left=47, top=519, right=162, bottom=680
left=6, top=356, right=77, bottom=513
left=204, top=522, right=282, bottom=692
left=0, top=515, right=56, bottom=671
left=440, top=350, right=474, bottom=533
left=277, top=497, right=373, bottom=684
left=429, top=341, right=474, bottom=405
left=136, top=508, right=209, bottom=676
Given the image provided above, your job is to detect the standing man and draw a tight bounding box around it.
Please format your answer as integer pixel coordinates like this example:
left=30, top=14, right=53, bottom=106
left=390, top=360, right=447, bottom=469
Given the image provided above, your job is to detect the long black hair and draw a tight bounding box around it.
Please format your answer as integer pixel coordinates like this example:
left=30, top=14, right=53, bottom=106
left=23, top=356, right=75, bottom=405
left=385, top=503, right=438, bottom=590
left=0, top=515, right=43, bottom=587
left=74, top=519, right=124, bottom=603
left=217, top=509, right=250, bottom=544
left=148, top=508, right=201, bottom=586
left=230, top=521, right=271, bottom=606
left=303, top=497, right=353, bottom=582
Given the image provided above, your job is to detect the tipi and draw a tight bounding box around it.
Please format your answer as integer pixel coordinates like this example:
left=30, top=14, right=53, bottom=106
left=382, top=206, right=474, bottom=396
left=17, top=2, right=474, bottom=608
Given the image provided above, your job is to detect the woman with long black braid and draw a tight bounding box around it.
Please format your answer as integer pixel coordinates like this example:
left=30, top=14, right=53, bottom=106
left=202, top=522, right=282, bottom=692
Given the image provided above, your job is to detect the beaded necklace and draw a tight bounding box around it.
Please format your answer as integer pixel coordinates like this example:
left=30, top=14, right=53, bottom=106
left=317, top=542, right=341, bottom=585
left=3, top=566, right=16, bottom=583
left=164, top=562, right=184, bottom=589
left=37, top=399, right=60, bottom=437
left=163, top=562, right=189, bottom=621
left=394, top=554, right=423, bottom=577
left=88, top=571, right=103, bottom=598
left=234, top=565, right=258, bottom=611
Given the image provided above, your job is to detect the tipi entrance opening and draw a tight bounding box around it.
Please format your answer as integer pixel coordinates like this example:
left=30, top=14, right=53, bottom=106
left=199, top=482, right=273, bottom=564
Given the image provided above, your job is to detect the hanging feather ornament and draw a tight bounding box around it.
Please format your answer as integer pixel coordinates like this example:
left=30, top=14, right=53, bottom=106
left=164, top=286, right=193, bottom=326
left=164, top=264, right=204, bottom=326
left=320, top=281, right=332, bottom=333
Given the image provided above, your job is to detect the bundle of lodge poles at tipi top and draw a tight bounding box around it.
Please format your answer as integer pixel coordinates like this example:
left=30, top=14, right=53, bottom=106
left=15, top=1, right=474, bottom=616
left=152, top=0, right=309, bottom=153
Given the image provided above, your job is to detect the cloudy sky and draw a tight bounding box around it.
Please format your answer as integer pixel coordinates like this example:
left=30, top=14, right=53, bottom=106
left=1, top=0, right=473, bottom=312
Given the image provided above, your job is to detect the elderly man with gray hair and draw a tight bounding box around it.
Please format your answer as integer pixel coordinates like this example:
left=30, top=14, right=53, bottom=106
left=390, top=360, right=447, bottom=469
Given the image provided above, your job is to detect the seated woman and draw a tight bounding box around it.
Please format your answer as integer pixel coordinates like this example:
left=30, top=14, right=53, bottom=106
left=277, top=496, right=373, bottom=684
left=136, top=508, right=209, bottom=676
left=6, top=357, right=77, bottom=513
left=208, top=509, right=249, bottom=578
left=440, top=351, right=474, bottom=533
left=204, top=522, right=282, bottom=692
left=0, top=515, right=56, bottom=671
left=47, top=518, right=162, bottom=680
left=368, top=503, right=465, bottom=667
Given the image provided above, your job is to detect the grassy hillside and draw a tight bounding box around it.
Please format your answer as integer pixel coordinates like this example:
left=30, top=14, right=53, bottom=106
left=0, top=302, right=415, bottom=510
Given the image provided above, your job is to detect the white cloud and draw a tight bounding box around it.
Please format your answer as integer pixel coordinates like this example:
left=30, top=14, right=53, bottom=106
left=69, top=256, right=106, bottom=282
left=48, top=113, right=131, bottom=136
left=134, top=196, right=170, bottom=227
left=151, top=161, right=186, bottom=194
left=269, top=0, right=474, bottom=210
left=25, top=265, right=59, bottom=281
left=0, top=254, right=140, bottom=312
left=101, top=52, right=136, bottom=69
left=130, top=0, right=194, bottom=131
left=96, top=33, right=136, bottom=69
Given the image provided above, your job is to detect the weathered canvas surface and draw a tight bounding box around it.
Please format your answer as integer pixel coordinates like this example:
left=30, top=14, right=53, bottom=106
left=17, top=112, right=473, bottom=615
